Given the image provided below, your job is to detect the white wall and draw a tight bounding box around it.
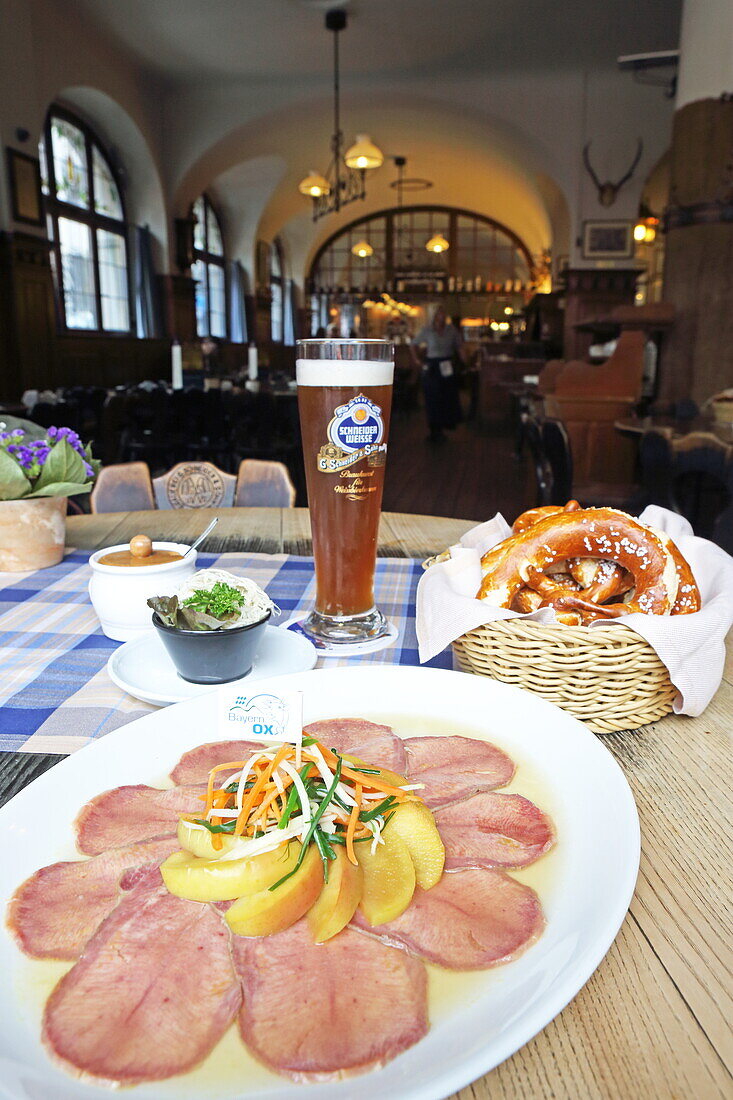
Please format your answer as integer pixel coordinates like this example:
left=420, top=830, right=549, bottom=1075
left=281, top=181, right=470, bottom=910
left=0, top=0, right=678, bottom=291
left=0, top=0, right=170, bottom=264
left=676, top=0, right=733, bottom=107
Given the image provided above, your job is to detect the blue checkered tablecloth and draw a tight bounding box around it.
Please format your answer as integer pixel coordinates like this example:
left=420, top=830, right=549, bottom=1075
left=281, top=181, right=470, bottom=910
left=0, top=551, right=451, bottom=755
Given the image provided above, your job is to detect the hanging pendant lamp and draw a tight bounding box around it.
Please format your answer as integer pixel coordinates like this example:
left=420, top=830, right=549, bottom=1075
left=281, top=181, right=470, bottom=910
left=297, top=9, right=383, bottom=221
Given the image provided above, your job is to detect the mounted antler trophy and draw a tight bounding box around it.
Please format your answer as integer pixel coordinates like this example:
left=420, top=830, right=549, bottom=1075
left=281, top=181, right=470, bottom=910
left=583, top=139, right=643, bottom=207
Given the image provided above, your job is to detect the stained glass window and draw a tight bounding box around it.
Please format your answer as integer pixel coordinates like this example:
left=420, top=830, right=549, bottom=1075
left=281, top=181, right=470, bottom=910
left=93, top=147, right=123, bottom=219
left=191, top=194, right=227, bottom=338
left=41, top=108, right=131, bottom=333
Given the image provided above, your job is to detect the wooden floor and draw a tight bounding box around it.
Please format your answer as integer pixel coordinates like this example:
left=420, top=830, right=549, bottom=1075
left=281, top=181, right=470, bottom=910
left=381, top=398, right=536, bottom=523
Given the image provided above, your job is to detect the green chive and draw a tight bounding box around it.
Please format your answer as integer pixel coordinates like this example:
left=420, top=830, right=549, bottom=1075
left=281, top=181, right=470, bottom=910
left=278, top=763, right=312, bottom=829
left=313, top=828, right=333, bottom=882
left=329, top=832, right=372, bottom=845
left=192, top=818, right=237, bottom=835
left=359, top=796, right=397, bottom=822
left=269, top=756, right=343, bottom=891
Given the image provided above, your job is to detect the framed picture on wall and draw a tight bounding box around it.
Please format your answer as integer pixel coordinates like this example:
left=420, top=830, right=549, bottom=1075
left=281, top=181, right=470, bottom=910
left=581, top=220, right=633, bottom=260
left=6, top=149, right=44, bottom=226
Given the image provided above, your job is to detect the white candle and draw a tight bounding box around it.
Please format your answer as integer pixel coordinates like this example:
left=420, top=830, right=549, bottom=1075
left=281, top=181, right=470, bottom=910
left=171, top=341, right=183, bottom=390
left=247, top=344, right=258, bottom=381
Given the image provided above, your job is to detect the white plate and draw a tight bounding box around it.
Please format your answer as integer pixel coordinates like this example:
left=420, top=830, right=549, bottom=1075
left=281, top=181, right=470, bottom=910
left=106, top=626, right=318, bottom=705
left=0, top=667, right=640, bottom=1100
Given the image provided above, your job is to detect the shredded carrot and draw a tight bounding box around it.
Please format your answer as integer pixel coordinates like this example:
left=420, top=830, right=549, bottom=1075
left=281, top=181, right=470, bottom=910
left=203, top=760, right=248, bottom=816
left=234, top=743, right=291, bottom=836
left=345, top=783, right=362, bottom=866
left=251, top=784, right=285, bottom=826
left=183, top=737, right=422, bottom=858
left=310, top=747, right=414, bottom=801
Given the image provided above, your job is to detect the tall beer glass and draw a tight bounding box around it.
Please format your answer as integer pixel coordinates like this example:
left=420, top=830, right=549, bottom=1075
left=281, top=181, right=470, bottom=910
left=296, top=339, right=394, bottom=644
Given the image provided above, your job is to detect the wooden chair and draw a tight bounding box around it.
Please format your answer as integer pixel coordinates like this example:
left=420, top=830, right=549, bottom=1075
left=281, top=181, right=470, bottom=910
left=639, top=430, right=733, bottom=551
left=234, top=460, right=296, bottom=507
left=541, top=419, right=574, bottom=503
left=543, top=331, right=646, bottom=490
left=90, top=462, right=155, bottom=514
left=539, top=417, right=635, bottom=509
left=153, top=462, right=235, bottom=509
left=520, top=413, right=553, bottom=506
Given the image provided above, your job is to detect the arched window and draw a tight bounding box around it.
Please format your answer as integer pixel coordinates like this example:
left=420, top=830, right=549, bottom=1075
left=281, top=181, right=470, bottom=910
left=39, top=108, right=131, bottom=332
left=270, top=240, right=284, bottom=343
left=309, top=206, right=534, bottom=295
left=191, top=195, right=227, bottom=338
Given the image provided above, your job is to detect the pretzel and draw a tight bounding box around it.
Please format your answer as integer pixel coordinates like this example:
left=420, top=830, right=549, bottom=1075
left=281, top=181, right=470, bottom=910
left=512, top=501, right=581, bottom=534
left=478, top=507, right=679, bottom=620
left=511, top=585, right=583, bottom=626
left=649, top=529, right=701, bottom=614
left=513, top=501, right=633, bottom=610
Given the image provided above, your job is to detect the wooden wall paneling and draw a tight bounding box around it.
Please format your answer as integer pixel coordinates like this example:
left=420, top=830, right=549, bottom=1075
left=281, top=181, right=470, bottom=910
left=562, top=268, right=638, bottom=360
left=1, top=233, right=57, bottom=400
left=157, top=274, right=196, bottom=341
left=0, top=234, right=20, bottom=401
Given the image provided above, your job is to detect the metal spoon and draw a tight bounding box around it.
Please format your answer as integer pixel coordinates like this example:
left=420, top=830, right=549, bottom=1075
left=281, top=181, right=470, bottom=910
left=183, top=517, right=218, bottom=557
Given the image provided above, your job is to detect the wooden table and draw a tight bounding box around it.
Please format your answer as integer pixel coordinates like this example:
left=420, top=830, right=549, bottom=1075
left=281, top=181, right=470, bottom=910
left=2, top=508, right=731, bottom=1099
left=615, top=414, right=733, bottom=447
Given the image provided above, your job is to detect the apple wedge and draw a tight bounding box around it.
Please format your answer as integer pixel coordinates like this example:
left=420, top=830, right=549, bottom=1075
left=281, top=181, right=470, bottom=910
left=160, top=841, right=300, bottom=902
left=357, top=830, right=416, bottom=926
left=388, top=801, right=445, bottom=889
left=177, top=818, right=245, bottom=860
left=225, top=844, right=323, bottom=937
left=307, top=847, right=363, bottom=943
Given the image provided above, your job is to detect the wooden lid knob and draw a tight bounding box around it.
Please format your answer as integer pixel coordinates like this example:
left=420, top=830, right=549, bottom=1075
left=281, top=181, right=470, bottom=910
left=129, top=534, right=153, bottom=558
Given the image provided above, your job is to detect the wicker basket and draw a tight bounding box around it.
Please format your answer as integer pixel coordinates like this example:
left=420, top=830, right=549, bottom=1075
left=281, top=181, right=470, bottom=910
left=452, top=618, right=676, bottom=733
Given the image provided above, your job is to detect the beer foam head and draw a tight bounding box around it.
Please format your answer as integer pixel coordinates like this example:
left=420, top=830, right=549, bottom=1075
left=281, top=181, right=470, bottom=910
left=296, top=359, right=394, bottom=387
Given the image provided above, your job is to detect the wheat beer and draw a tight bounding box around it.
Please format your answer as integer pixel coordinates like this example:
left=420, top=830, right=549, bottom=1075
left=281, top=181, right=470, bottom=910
left=296, top=339, right=394, bottom=644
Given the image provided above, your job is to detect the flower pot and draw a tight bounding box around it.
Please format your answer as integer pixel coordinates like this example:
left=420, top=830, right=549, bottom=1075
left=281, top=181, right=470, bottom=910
left=0, top=496, right=67, bottom=572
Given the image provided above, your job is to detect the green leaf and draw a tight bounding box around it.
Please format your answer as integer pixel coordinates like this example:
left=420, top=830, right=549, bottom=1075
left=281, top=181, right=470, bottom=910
left=33, top=440, right=87, bottom=493
left=0, top=450, right=32, bottom=500
left=26, top=481, right=91, bottom=498
left=178, top=605, right=228, bottom=631
left=147, top=595, right=180, bottom=628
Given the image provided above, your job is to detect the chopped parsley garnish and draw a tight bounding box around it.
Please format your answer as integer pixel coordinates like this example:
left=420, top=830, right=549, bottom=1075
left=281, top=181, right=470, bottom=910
left=182, top=582, right=245, bottom=620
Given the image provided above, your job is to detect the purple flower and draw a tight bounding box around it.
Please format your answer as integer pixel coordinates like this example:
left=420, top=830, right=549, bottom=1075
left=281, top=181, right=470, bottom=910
left=7, top=444, right=36, bottom=470
left=29, top=440, right=51, bottom=465
left=11, top=428, right=24, bottom=438
left=48, top=426, right=86, bottom=461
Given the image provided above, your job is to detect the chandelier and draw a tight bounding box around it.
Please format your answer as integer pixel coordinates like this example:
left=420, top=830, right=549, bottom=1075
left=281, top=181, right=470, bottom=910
left=298, top=9, right=383, bottom=221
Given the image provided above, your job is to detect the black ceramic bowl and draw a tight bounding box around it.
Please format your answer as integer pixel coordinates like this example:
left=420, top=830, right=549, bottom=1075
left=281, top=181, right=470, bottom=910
left=152, top=609, right=272, bottom=684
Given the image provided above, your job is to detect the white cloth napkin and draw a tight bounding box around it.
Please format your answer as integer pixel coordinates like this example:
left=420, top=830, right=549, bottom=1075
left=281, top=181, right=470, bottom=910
left=416, top=507, right=733, bottom=716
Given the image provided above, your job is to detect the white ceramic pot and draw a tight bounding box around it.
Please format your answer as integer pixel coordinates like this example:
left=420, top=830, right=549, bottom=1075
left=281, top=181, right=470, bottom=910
left=88, top=542, right=197, bottom=641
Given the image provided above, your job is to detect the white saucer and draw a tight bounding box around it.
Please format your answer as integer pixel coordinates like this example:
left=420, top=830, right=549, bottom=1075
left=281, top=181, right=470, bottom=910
left=106, top=626, right=318, bottom=706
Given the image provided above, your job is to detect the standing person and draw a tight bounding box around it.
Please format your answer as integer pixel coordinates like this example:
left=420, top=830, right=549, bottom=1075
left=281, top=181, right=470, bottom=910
left=412, top=306, right=464, bottom=442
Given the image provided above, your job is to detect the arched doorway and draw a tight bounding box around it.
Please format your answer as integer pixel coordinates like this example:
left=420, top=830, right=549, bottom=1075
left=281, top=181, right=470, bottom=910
left=307, top=205, right=537, bottom=342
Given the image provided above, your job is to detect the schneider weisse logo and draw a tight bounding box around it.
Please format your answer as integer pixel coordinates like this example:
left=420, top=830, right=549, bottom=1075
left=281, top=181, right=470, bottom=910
left=328, top=394, right=384, bottom=453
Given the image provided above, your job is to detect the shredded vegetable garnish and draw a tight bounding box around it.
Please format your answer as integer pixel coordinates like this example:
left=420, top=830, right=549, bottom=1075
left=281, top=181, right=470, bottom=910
left=183, top=739, right=424, bottom=884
